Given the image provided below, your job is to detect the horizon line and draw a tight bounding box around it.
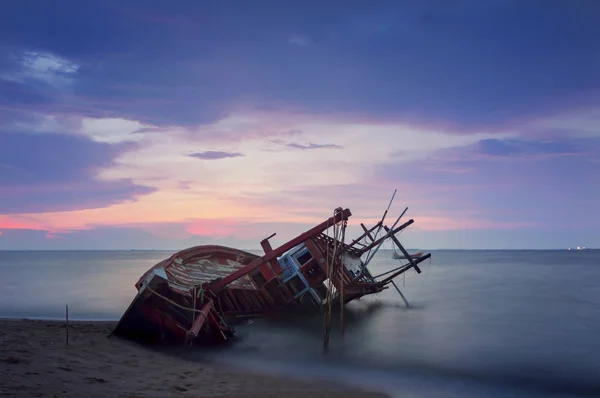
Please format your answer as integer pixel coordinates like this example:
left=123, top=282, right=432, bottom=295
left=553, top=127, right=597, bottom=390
left=0, top=248, right=596, bottom=252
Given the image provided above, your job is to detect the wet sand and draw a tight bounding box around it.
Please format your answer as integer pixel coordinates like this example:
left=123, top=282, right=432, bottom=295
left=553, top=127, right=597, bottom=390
left=0, top=319, right=388, bottom=398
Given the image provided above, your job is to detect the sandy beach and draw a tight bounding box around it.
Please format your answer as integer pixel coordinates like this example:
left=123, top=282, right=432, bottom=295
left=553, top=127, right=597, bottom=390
left=0, top=319, right=388, bottom=398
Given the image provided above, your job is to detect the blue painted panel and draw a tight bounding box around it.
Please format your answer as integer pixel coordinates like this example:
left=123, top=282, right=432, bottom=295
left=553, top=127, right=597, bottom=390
left=294, top=287, right=311, bottom=299
left=278, top=255, right=297, bottom=279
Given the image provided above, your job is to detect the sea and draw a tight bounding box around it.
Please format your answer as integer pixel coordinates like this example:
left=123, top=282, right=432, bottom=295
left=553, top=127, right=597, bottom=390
left=1, top=249, right=599, bottom=398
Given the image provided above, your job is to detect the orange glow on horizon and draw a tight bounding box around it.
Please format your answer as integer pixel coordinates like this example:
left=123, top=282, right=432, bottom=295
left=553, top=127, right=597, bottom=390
left=0, top=215, right=48, bottom=231
left=4, top=189, right=353, bottom=234
left=185, top=221, right=240, bottom=238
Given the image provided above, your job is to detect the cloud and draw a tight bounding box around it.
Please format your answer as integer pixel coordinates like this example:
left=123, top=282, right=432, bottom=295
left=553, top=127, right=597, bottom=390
left=429, top=137, right=593, bottom=162
left=3, top=109, right=592, bottom=247
left=1, top=50, right=79, bottom=87
left=0, top=131, right=155, bottom=214
left=185, top=219, right=245, bottom=238
left=0, top=1, right=598, bottom=250
left=0, top=215, right=47, bottom=231
left=2, top=208, right=588, bottom=251
left=4, top=113, right=152, bottom=145
left=471, top=138, right=585, bottom=159
left=1, top=1, right=598, bottom=130
left=0, top=216, right=342, bottom=250
left=413, top=216, right=538, bottom=231
left=0, top=180, right=156, bottom=215
left=75, top=111, right=502, bottom=222
left=269, top=139, right=342, bottom=150
left=79, top=117, right=150, bottom=143
left=0, top=225, right=264, bottom=251
left=289, top=35, right=309, bottom=47
left=372, top=135, right=600, bottom=232
left=286, top=142, right=342, bottom=150
left=187, top=151, right=245, bottom=160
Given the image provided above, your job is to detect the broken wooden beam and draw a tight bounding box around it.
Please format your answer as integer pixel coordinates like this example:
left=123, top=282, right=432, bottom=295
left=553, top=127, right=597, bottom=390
left=260, top=235, right=283, bottom=274
left=348, top=221, right=381, bottom=248
left=379, top=253, right=431, bottom=284
left=189, top=300, right=214, bottom=337
left=357, top=219, right=414, bottom=255
left=372, top=262, right=415, bottom=280
left=383, top=225, right=422, bottom=274
left=360, top=223, right=376, bottom=242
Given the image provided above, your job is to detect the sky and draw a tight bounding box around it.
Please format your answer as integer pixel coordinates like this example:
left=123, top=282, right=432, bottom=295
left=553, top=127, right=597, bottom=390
left=0, top=0, right=599, bottom=250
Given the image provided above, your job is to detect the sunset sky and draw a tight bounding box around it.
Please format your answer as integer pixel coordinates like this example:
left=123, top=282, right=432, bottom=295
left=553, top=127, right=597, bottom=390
left=1, top=0, right=599, bottom=250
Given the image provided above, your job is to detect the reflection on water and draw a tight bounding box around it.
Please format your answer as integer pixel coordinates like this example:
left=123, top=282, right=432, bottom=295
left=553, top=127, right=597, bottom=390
left=1, top=249, right=599, bottom=397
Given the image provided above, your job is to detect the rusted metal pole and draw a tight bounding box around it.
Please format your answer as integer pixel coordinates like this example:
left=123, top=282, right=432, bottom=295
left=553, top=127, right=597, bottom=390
left=324, top=212, right=345, bottom=350
left=65, top=305, right=69, bottom=346
left=365, top=189, right=397, bottom=257
left=323, top=265, right=332, bottom=350
left=391, top=281, right=410, bottom=307
left=340, top=222, right=346, bottom=337
left=374, top=189, right=397, bottom=238
left=192, top=287, right=197, bottom=323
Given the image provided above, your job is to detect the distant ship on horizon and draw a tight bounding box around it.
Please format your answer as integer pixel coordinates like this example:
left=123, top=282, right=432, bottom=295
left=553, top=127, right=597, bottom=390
left=568, top=246, right=587, bottom=251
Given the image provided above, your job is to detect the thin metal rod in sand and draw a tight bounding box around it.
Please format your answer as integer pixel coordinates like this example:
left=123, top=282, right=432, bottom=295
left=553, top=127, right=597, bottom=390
left=65, top=304, right=69, bottom=345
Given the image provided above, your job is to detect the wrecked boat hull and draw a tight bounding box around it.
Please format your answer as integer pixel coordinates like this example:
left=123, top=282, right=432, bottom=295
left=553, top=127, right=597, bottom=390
left=114, top=207, right=431, bottom=346
left=114, top=246, right=263, bottom=345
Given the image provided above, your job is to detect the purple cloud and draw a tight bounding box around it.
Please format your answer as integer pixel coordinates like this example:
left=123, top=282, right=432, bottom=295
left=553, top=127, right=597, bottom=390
left=0, top=1, right=598, bottom=131
left=270, top=139, right=343, bottom=150
left=471, top=139, right=586, bottom=159
left=0, top=131, right=155, bottom=214
left=374, top=136, right=600, bottom=233
left=289, top=35, right=309, bottom=47
left=286, top=142, right=342, bottom=150
left=187, top=151, right=244, bottom=160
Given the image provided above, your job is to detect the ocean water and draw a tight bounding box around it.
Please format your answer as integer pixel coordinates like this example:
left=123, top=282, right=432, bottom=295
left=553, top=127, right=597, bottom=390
left=1, top=249, right=599, bottom=397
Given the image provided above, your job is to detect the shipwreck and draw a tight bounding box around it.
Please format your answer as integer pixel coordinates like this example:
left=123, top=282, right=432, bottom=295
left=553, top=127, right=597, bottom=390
left=113, top=199, right=431, bottom=347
